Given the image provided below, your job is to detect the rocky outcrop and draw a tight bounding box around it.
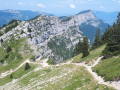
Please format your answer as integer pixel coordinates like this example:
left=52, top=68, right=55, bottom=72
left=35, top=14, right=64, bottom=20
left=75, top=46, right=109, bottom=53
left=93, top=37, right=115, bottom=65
left=0, top=10, right=108, bottom=64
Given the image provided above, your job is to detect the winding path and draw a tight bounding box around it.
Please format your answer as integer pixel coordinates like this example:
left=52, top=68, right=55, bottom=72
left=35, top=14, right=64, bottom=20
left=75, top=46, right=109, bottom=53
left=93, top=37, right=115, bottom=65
left=0, top=58, right=49, bottom=79
left=0, top=59, right=30, bottom=78
left=0, top=56, right=120, bottom=90
left=73, top=56, right=120, bottom=90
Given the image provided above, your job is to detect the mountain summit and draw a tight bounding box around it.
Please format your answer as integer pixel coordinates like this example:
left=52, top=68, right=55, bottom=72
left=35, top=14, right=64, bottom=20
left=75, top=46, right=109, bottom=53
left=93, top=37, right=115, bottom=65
left=77, top=10, right=92, bottom=15
left=0, top=10, right=108, bottom=63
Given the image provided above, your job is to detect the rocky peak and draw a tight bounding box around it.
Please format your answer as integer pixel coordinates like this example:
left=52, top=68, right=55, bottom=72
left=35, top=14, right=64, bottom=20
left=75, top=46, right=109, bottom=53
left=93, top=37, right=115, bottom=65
left=72, top=10, right=99, bottom=27
left=0, top=10, right=108, bottom=64
left=77, top=10, right=92, bottom=15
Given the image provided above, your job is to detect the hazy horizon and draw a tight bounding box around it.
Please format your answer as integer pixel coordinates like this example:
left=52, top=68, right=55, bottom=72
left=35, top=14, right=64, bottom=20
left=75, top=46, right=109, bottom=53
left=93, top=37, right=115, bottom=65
left=0, top=0, right=120, bottom=16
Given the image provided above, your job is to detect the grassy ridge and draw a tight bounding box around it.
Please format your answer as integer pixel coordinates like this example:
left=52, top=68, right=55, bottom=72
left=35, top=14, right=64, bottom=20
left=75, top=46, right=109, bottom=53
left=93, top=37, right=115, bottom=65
left=0, top=38, right=32, bottom=74
left=0, top=63, right=36, bottom=86
left=72, top=44, right=120, bottom=82
left=18, top=64, right=114, bottom=90
left=93, top=55, right=120, bottom=81
left=72, top=45, right=106, bottom=65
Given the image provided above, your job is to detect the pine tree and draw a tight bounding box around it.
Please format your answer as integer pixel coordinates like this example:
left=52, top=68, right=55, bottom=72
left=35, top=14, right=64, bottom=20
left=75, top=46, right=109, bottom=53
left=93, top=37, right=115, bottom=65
left=25, top=63, right=31, bottom=70
left=28, top=28, right=32, bottom=32
left=91, top=28, right=102, bottom=50
left=73, top=40, right=83, bottom=56
left=102, top=12, right=120, bottom=58
left=82, top=37, right=89, bottom=58
left=6, top=46, right=12, bottom=53
left=10, top=74, right=13, bottom=79
left=0, top=39, right=3, bottom=43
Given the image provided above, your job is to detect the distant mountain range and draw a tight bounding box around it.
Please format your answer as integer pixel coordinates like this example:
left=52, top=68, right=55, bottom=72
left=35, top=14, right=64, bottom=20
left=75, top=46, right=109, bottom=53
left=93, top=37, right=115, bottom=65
left=0, top=9, right=118, bottom=27
left=0, top=9, right=53, bottom=27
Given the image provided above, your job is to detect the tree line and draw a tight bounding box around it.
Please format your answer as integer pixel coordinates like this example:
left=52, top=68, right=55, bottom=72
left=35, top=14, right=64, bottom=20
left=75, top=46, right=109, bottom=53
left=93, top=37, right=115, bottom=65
left=73, top=12, right=120, bottom=59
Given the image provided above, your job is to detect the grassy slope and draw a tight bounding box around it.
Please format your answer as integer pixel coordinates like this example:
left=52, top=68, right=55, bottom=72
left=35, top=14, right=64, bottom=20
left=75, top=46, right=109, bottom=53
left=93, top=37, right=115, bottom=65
left=17, top=64, right=113, bottom=90
left=0, top=38, right=33, bottom=74
left=72, top=45, right=106, bottom=65
left=0, top=44, right=115, bottom=89
left=72, top=44, right=120, bottom=82
left=93, top=55, right=120, bottom=81
left=0, top=63, right=36, bottom=86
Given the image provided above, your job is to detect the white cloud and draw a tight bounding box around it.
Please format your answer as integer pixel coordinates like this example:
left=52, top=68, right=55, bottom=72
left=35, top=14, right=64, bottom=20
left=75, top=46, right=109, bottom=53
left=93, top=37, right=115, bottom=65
left=18, top=2, right=23, bottom=5
left=36, top=3, right=46, bottom=8
left=99, top=6, right=104, bottom=9
left=70, top=4, right=76, bottom=8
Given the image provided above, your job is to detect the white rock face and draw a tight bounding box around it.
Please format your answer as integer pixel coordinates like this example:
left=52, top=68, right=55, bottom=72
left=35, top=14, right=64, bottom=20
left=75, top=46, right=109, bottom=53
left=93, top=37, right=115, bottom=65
left=0, top=10, right=104, bottom=63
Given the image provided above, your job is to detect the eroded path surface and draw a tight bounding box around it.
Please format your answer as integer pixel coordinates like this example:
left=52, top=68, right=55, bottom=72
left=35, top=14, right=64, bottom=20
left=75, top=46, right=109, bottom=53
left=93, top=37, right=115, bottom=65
left=72, top=57, right=120, bottom=90
left=0, top=59, right=30, bottom=78
left=0, top=58, right=49, bottom=78
left=0, top=57, right=120, bottom=90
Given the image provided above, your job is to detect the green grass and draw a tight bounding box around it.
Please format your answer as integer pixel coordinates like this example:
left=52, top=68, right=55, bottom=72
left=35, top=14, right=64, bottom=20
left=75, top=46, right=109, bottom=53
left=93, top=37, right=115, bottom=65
left=0, top=63, right=36, bottom=86
left=17, top=64, right=114, bottom=90
left=93, top=55, right=120, bottom=81
left=47, top=58, right=53, bottom=65
left=30, top=55, right=36, bottom=61
left=0, top=48, right=6, bottom=59
left=0, top=37, right=33, bottom=74
left=72, top=45, right=106, bottom=65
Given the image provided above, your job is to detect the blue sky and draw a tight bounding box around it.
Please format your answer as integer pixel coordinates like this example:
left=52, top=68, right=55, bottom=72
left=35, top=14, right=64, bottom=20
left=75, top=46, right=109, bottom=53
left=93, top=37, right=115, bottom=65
left=0, top=0, right=120, bottom=16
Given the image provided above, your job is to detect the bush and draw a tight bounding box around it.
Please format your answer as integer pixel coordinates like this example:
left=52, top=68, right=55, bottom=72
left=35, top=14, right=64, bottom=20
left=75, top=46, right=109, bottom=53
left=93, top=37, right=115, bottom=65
left=25, top=63, right=31, bottom=70
left=0, top=39, right=3, bottom=42
left=0, top=32, right=3, bottom=36
left=20, top=30, right=24, bottom=34
left=5, top=54, right=9, bottom=58
left=47, top=58, right=53, bottom=65
left=28, top=28, right=32, bottom=32
left=0, top=60, right=4, bottom=63
left=10, top=74, right=13, bottom=79
left=30, top=56, right=36, bottom=61
left=4, top=21, right=19, bottom=33
left=6, top=46, right=12, bottom=53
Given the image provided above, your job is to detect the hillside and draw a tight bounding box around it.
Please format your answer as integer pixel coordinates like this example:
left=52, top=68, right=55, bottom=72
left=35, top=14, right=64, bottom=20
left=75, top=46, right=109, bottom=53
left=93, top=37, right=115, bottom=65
left=0, top=56, right=115, bottom=90
left=1, top=44, right=120, bottom=89
left=0, top=10, right=119, bottom=90
left=0, top=10, right=108, bottom=64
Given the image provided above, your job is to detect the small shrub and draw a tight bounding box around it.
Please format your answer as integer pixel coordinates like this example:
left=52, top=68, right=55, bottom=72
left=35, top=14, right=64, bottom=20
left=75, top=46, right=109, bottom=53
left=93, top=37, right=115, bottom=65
left=5, top=54, right=9, bottom=58
left=30, top=55, right=36, bottom=61
left=0, top=60, right=4, bottom=63
left=0, top=39, right=3, bottom=42
left=0, top=32, right=3, bottom=36
left=6, top=46, right=12, bottom=53
left=10, top=74, right=13, bottom=79
left=47, top=58, right=53, bottom=65
left=28, top=28, right=32, bottom=32
left=25, top=63, right=31, bottom=70
left=20, top=30, right=24, bottom=34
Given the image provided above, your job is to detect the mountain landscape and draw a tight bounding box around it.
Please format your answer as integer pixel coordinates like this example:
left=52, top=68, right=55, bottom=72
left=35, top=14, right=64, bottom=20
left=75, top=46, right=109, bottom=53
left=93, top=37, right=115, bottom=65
left=0, top=2, right=120, bottom=90
left=0, top=9, right=118, bottom=27
left=0, top=10, right=108, bottom=64
left=0, top=9, right=53, bottom=27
